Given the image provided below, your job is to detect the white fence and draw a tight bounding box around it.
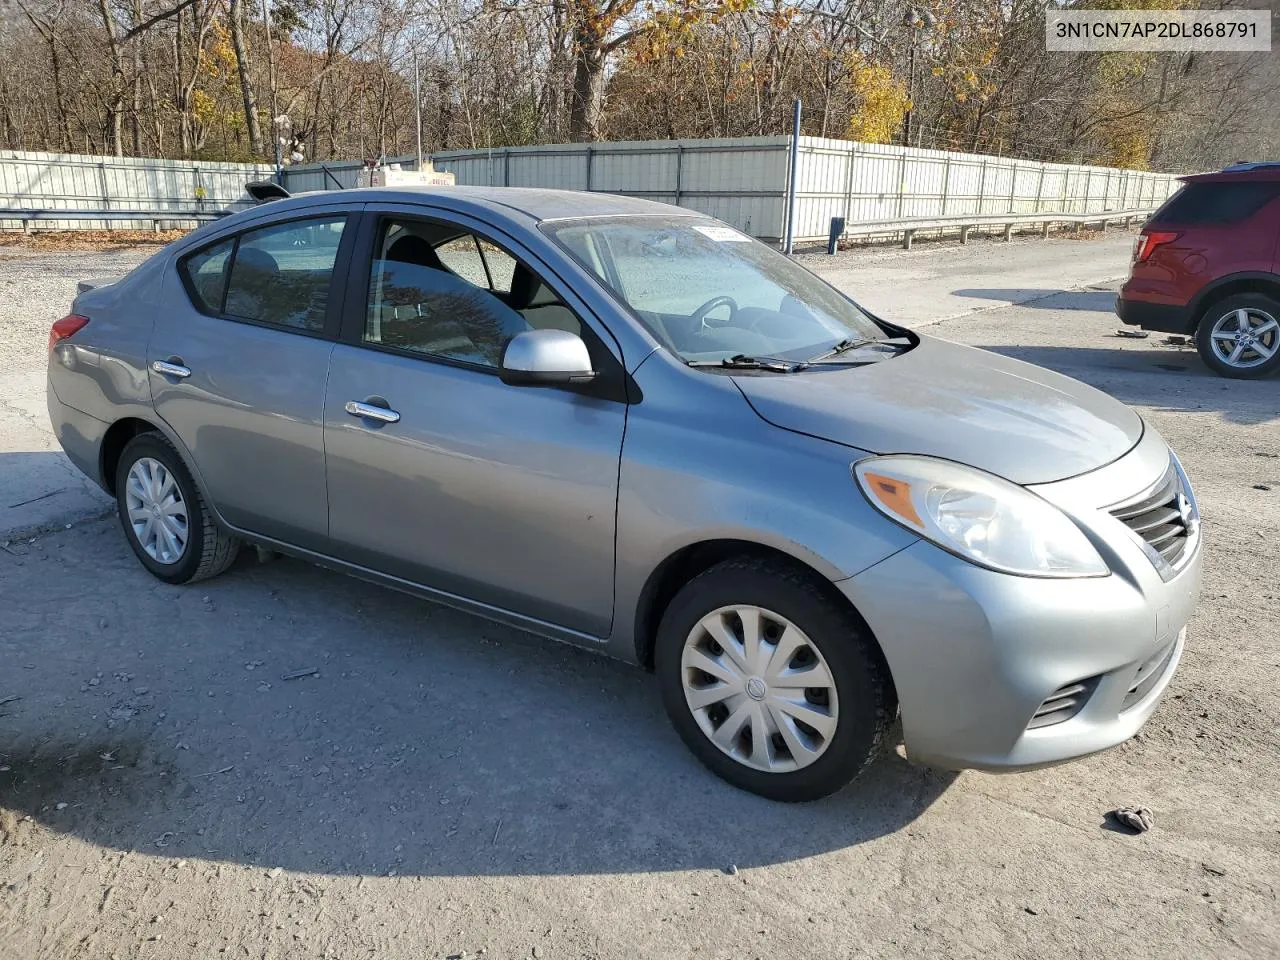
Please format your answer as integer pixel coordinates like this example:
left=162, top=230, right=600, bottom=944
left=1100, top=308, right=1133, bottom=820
left=0, top=150, right=274, bottom=230
left=285, top=136, right=1181, bottom=243
left=789, top=138, right=1180, bottom=244
left=2, top=139, right=1183, bottom=242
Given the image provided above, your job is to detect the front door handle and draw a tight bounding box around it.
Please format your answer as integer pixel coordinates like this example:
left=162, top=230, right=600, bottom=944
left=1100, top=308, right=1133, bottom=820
left=151, top=359, right=191, bottom=379
left=345, top=400, right=401, bottom=424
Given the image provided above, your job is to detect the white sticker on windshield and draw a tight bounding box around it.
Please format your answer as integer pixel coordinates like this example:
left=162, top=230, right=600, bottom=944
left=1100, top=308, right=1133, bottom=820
left=693, top=224, right=752, bottom=243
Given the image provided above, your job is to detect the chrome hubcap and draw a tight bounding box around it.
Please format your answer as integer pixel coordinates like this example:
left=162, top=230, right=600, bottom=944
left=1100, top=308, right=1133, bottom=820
left=1210, top=308, right=1278, bottom=368
left=124, top=458, right=188, bottom=564
left=681, top=605, right=839, bottom=773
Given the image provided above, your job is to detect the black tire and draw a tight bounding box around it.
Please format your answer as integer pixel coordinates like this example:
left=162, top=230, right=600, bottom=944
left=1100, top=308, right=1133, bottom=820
left=114, top=432, right=241, bottom=584
left=1194, top=292, right=1280, bottom=380
left=655, top=557, right=895, bottom=802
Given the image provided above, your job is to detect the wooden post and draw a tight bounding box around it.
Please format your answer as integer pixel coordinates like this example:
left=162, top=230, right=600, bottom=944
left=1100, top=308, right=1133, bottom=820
left=1003, top=222, right=1014, bottom=241
left=902, top=229, right=914, bottom=251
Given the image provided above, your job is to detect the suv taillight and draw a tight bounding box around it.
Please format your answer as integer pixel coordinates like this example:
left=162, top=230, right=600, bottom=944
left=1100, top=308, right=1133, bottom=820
left=1133, top=231, right=1180, bottom=264
left=49, top=314, right=90, bottom=353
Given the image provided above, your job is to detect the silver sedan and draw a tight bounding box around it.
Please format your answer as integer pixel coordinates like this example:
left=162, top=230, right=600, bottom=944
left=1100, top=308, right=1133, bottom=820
left=47, top=186, right=1202, bottom=801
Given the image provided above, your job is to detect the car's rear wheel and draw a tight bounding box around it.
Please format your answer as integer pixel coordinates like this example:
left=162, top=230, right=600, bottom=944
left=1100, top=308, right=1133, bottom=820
left=1195, top=293, right=1280, bottom=379
left=114, top=432, right=241, bottom=584
left=655, top=557, right=894, bottom=802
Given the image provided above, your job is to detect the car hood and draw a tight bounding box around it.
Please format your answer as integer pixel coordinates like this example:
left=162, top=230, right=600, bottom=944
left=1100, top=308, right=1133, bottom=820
left=734, top=335, right=1143, bottom=485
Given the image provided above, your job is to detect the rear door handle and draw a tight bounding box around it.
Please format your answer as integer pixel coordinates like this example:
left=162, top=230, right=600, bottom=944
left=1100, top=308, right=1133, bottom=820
left=345, top=400, right=400, bottom=424
left=151, top=359, right=192, bottom=379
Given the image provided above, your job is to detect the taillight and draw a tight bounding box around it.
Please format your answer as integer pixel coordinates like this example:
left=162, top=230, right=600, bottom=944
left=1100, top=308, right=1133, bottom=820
left=49, top=314, right=90, bottom=353
left=1133, top=231, right=1180, bottom=263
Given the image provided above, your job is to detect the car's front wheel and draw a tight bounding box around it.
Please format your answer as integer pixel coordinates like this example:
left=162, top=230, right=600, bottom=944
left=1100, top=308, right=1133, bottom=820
left=655, top=557, right=895, bottom=802
left=1195, top=293, right=1280, bottom=379
left=114, top=432, right=241, bottom=584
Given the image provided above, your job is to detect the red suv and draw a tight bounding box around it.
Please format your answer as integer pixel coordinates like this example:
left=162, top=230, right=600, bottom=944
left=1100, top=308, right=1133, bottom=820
left=1117, top=163, right=1280, bottom=379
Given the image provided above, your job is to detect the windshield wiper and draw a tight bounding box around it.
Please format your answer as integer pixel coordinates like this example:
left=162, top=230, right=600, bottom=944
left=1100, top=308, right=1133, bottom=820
left=687, top=354, right=801, bottom=372
left=805, top=337, right=910, bottom=364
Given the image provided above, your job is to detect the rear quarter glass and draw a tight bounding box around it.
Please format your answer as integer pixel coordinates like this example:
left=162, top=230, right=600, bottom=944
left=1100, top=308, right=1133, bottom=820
left=178, top=238, right=235, bottom=313
left=1149, top=181, right=1280, bottom=227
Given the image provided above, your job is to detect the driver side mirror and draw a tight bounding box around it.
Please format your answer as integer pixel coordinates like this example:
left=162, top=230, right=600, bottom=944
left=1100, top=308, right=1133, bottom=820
left=499, top=329, right=597, bottom=387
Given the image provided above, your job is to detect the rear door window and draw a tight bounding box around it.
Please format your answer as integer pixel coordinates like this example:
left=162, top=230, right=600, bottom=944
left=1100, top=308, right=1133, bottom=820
left=1151, top=182, right=1280, bottom=226
left=223, top=217, right=348, bottom=331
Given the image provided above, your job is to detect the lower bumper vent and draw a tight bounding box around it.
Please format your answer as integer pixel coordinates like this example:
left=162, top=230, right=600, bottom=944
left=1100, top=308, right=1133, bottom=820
left=1028, top=677, right=1099, bottom=729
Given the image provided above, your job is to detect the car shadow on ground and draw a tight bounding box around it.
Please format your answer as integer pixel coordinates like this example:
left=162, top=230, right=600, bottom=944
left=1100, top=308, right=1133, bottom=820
left=974, top=342, right=1279, bottom=426
left=0, top=515, right=956, bottom=879
left=953, top=289, right=1119, bottom=312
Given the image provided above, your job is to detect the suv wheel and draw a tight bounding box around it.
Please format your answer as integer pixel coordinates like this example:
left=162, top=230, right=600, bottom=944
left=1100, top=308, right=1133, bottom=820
left=1195, top=293, right=1280, bottom=379
left=114, top=432, right=241, bottom=584
left=655, top=557, right=895, bottom=802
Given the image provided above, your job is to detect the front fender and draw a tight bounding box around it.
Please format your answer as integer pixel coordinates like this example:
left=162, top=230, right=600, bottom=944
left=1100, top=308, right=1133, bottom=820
left=607, top=354, right=917, bottom=662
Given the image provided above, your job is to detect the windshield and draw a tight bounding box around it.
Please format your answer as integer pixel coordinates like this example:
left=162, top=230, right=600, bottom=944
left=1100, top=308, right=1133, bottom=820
left=542, top=216, right=888, bottom=364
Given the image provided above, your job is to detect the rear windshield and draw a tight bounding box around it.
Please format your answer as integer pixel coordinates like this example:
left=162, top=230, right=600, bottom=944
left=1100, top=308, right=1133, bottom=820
left=1151, top=181, right=1280, bottom=226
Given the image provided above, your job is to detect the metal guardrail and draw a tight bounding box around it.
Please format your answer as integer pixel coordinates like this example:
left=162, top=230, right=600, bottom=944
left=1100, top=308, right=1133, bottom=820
left=0, top=207, right=232, bottom=231
left=835, top=208, right=1154, bottom=251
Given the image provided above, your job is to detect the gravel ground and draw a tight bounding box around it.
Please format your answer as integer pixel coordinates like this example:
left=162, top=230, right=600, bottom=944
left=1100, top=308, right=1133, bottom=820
left=0, top=245, right=158, bottom=372
left=1, top=237, right=1278, bottom=960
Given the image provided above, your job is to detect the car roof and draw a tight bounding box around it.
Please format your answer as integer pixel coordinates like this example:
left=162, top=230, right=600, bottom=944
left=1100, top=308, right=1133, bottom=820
left=177, top=185, right=706, bottom=257
left=1182, top=166, right=1280, bottom=184
left=286, top=185, right=698, bottom=223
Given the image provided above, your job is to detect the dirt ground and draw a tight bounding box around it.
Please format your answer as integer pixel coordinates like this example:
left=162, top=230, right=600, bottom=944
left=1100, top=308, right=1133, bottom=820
left=1, top=238, right=1278, bottom=960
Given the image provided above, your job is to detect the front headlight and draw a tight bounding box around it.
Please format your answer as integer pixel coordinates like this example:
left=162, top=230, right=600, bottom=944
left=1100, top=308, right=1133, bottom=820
left=853, top=455, right=1109, bottom=578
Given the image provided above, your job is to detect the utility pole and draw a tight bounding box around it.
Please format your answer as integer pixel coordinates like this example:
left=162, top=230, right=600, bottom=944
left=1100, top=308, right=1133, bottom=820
left=900, top=7, right=937, bottom=149
left=784, top=99, right=802, bottom=255
left=905, top=42, right=916, bottom=148
left=414, top=53, right=423, bottom=170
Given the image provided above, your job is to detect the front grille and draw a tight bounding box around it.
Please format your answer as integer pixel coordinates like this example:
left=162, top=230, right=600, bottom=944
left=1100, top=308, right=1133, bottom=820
left=1109, top=466, right=1193, bottom=569
left=1122, top=640, right=1177, bottom=710
left=1028, top=676, right=1099, bottom=729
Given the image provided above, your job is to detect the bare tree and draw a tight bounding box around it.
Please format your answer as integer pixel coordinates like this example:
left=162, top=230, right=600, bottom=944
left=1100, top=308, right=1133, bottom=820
left=228, top=0, right=264, bottom=155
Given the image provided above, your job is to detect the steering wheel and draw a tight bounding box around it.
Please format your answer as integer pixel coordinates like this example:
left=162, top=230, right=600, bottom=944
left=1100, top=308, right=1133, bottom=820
left=691, top=295, right=739, bottom=328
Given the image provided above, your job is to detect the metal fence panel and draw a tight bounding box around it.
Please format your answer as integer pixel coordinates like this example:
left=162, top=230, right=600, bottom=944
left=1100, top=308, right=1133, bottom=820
left=411, top=138, right=794, bottom=239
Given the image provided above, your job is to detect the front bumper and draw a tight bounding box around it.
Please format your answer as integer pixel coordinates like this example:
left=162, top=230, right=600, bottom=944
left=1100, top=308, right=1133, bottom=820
left=841, top=430, right=1203, bottom=771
